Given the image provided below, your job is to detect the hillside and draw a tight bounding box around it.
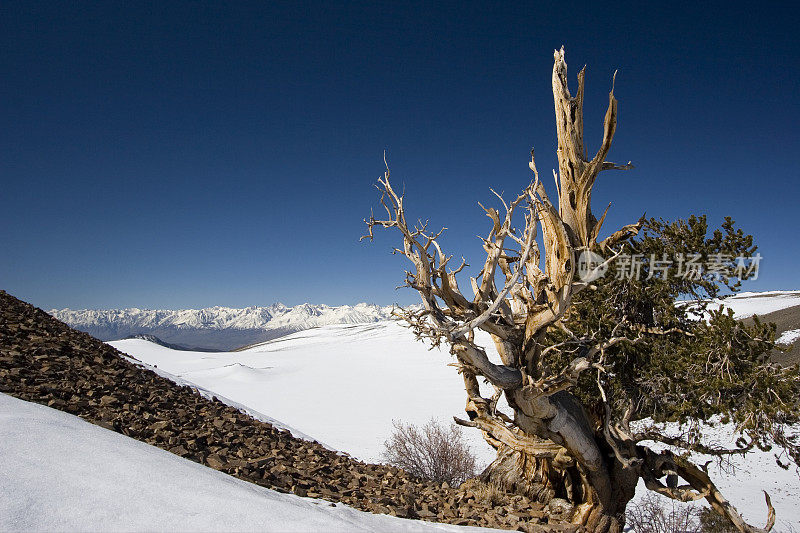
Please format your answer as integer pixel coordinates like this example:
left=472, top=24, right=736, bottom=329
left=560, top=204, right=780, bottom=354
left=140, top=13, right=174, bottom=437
left=49, top=303, right=396, bottom=350
left=112, top=322, right=497, bottom=465
left=8, top=288, right=800, bottom=530
left=743, top=304, right=800, bottom=365
left=707, top=290, right=800, bottom=365
left=110, top=300, right=800, bottom=531
left=704, top=290, right=800, bottom=318
left=0, top=393, right=502, bottom=533
left=0, top=290, right=572, bottom=532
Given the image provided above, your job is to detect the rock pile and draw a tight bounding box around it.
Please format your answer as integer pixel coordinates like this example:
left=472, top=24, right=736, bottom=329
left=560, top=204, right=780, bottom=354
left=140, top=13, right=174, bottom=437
left=0, top=290, right=578, bottom=532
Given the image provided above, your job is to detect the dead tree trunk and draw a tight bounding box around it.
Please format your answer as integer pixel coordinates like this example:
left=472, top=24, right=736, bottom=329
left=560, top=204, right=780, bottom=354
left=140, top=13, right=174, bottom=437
left=461, top=50, right=642, bottom=530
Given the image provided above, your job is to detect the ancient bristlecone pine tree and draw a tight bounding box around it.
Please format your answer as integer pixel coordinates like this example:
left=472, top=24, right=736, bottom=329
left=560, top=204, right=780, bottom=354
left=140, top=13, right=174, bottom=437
left=364, top=49, right=800, bottom=532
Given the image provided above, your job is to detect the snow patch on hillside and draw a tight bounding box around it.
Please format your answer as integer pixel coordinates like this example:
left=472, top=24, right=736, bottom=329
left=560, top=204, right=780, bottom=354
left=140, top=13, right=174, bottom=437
left=705, top=290, right=800, bottom=319
left=111, top=322, right=502, bottom=466
left=776, top=329, right=800, bottom=346
left=118, top=350, right=327, bottom=446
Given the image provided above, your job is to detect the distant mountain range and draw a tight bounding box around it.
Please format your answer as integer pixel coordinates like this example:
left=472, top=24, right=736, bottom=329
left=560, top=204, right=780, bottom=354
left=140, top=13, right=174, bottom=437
left=50, top=290, right=800, bottom=353
left=50, top=303, right=397, bottom=351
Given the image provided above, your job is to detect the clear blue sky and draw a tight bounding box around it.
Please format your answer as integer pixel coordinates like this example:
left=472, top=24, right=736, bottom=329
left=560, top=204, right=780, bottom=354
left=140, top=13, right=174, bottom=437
left=2, top=1, right=798, bottom=310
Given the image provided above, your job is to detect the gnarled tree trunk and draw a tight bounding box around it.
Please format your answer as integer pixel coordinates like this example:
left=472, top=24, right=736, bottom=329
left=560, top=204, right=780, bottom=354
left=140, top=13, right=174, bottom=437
left=467, top=48, right=639, bottom=531
left=477, top=399, right=640, bottom=532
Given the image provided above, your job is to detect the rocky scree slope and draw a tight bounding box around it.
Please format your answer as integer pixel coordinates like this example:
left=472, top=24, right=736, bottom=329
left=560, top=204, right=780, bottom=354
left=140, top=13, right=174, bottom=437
left=0, top=290, right=575, bottom=532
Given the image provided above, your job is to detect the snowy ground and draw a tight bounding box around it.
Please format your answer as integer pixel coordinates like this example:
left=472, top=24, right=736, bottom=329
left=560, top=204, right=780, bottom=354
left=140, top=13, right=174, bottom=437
left=112, top=323, right=500, bottom=467
left=110, top=300, right=800, bottom=530
left=0, top=392, right=499, bottom=533
left=704, top=290, right=800, bottom=319
left=777, top=329, right=800, bottom=345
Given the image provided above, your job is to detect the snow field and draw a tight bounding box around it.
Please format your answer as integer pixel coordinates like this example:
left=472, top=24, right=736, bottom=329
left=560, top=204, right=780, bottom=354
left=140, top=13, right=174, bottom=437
left=0, top=392, right=499, bottom=533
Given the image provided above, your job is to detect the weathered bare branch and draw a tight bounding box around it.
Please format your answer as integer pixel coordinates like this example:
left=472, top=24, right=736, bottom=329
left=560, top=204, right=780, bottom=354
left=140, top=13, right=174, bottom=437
left=452, top=342, right=522, bottom=389
left=450, top=185, right=537, bottom=340
left=643, top=448, right=775, bottom=533
left=455, top=415, right=568, bottom=459
left=597, top=213, right=646, bottom=254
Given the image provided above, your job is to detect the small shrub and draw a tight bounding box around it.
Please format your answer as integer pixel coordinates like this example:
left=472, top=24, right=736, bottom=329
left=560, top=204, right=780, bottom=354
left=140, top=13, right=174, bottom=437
left=626, top=492, right=700, bottom=533
left=382, top=418, right=477, bottom=487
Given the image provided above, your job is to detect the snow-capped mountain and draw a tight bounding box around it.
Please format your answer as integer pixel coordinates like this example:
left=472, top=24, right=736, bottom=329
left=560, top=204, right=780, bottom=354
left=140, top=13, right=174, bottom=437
left=51, top=290, right=800, bottom=352
left=50, top=303, right=398, bottom=351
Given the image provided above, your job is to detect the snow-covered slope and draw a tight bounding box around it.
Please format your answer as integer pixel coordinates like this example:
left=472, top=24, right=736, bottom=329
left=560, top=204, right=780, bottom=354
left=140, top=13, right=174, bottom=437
left=111, top=313, right=800, bottom=530
left=111, top=322, right=499, bottom=466
left=51, top=302, right=397, bottom=350
left=777, top=329, right=800, bottom=345
left=704, top=290, right=800, bottom=319
left=0, top=392, right=494, bottom=533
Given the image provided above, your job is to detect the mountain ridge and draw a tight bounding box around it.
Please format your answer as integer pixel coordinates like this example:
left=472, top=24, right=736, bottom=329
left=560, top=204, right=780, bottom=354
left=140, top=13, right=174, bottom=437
left=51, top=290, right=800, bottom=352
left=50, top=302, right=398, bottom=351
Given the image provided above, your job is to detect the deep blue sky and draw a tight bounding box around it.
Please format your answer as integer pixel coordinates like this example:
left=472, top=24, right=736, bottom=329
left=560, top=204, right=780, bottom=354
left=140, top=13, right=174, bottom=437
left=2, top=1, right=798, bottom=310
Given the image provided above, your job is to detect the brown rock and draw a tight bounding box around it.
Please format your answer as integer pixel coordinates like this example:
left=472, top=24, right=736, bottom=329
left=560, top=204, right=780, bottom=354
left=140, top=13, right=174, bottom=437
left=206, top=453, right=226, bottom=469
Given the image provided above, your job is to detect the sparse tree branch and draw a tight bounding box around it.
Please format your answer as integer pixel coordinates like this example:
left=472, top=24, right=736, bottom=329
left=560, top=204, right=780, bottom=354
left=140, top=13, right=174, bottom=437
left=527, top=336, right=637, bottom=397
left=452, top=342, right=523, bottom=389
left=450, top=186, right=538, bottom=340
left=601, top=160, right=634, bottom=171
left=642, top=448, right=775, bottom=533
left=597, top=213, right=646, bottom=253
left=634, top=429, right=755, bottom=457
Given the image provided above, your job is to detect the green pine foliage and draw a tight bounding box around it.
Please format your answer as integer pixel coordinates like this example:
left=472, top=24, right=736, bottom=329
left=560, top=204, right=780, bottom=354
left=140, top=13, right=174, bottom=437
left=548, top=216, right=800, bottom=469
